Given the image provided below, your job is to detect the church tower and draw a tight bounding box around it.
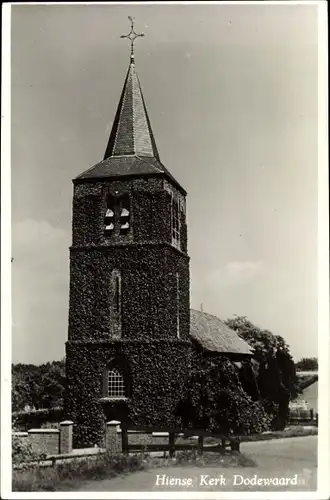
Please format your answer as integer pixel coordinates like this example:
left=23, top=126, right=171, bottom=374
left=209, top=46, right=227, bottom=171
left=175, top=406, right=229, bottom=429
left=65, top=19, right=191, bottom=448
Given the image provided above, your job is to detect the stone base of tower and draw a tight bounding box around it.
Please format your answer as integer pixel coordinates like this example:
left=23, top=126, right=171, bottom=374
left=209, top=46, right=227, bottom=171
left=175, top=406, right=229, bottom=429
left=65, top=340, right=191, bottom=448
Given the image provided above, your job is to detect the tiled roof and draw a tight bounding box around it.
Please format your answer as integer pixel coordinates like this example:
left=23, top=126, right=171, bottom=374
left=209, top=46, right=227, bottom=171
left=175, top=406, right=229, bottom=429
left=103, top=61, right=159, bottom=159
left=190, top=309, right=253, bottom=355
left=76, top=59, right=185, bottom=193
left=76, top=155, right=180, bottom=189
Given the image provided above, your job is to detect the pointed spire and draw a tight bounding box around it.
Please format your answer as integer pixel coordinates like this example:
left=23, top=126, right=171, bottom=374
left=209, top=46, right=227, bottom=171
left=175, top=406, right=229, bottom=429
left=76, top=18, right=186, bottom=195
left=103, top=17, right=159, bottom=160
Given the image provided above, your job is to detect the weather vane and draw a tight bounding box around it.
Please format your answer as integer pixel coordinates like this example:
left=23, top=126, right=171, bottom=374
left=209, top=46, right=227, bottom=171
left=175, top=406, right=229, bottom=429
left=120, top=16, right=145, bottom=62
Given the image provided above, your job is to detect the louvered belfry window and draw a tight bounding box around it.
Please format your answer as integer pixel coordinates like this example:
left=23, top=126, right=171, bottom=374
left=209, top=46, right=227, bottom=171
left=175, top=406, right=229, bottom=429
left=104, top=194, right=115, bottom=236
left=104, top=193, right=130, bottom=237
left=119, top=195, right=130, bottom=234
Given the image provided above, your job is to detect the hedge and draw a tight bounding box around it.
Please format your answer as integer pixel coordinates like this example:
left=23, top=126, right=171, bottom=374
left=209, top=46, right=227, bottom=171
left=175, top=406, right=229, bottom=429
left=12, top=407, right=64, bottom=431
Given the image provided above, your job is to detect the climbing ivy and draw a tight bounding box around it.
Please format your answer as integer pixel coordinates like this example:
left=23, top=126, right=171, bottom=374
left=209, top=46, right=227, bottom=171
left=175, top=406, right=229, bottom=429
left=66, top=177, right=271, bottom=447
left=66, top=341, right=191, bottom=448
left=67, top=176, right=191, bottom=448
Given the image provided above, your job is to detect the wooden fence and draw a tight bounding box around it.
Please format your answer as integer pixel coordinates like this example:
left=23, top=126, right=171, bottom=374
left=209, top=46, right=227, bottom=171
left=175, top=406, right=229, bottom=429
left=119, top=425, right=240, bottom=457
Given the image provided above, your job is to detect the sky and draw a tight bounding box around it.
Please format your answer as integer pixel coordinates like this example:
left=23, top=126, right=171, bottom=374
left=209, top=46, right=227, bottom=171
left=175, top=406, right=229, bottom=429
left=10, top=2, right=320, bottom=365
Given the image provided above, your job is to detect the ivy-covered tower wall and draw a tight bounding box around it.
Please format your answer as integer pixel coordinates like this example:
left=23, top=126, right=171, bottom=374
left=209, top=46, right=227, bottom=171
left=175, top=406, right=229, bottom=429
left=65, top=174, right=191, bottom=448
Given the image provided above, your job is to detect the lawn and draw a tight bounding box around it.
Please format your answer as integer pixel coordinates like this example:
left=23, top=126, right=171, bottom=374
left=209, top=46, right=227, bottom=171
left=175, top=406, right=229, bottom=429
left=12, top=449, right=255, bottom=492
left=12, top=453, right=146, bottom=491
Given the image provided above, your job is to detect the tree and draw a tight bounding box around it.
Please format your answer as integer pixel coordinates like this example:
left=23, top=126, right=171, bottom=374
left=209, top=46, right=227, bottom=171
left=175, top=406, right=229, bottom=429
left=181, top=356, right=271, bottom=435
left=295, top=357, right=318, bottom=371
left=40, top=362, right=66, bottom=408
left=12, top=364, right=42, bottom=411
left=225, top=316, right=298, bottom=431
left=12, top=377, right=31, bottom=411
left=12, top=359, right=66, bottom=411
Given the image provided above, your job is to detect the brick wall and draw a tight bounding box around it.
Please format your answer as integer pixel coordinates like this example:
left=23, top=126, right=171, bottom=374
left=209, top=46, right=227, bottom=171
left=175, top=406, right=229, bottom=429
left=28, top=429, right=60, bottom=455
left=13, top=421, right=73, bottom=457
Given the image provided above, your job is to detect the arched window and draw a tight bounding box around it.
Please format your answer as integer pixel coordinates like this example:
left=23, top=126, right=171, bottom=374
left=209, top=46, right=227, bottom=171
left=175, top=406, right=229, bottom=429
left=103, top=357, right=130, bottom=399
left=108, top=367, right=126, bottom=398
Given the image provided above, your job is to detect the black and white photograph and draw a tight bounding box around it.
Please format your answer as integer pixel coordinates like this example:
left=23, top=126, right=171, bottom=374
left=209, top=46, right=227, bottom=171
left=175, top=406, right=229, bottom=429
left=1, top=1, right=329, bottom=498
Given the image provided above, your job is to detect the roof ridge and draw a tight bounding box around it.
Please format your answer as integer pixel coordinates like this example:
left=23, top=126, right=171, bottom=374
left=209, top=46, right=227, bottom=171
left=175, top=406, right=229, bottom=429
left=113, top=64, right=132, bottom=156
left=191, top=309, right=224, bottom=320
left=131, top=64, right=137, bottom=155
left=132, top=64, right=137, bottom=155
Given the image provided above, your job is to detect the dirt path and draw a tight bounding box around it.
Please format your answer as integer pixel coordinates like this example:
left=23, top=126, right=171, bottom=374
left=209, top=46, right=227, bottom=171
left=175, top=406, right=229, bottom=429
left=77, top=436, right=317, bottom=492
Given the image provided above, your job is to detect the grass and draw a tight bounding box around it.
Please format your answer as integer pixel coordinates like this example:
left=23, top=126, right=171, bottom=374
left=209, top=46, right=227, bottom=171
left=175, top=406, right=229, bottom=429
left=12, top=448, right=255, bottom=491
left=12, top=452, right=146, bottom=491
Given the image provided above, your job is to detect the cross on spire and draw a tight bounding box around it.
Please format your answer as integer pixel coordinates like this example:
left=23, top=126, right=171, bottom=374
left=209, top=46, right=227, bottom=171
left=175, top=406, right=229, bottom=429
left=120, top=16, right=145, bottom=63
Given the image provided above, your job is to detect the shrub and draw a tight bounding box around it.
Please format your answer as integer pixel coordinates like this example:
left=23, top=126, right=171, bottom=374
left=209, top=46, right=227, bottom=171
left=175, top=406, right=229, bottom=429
left=225, top=316, right=298, bottom=430
left=175, top=449, right=198, bottom=464
left=12, top=407, right=64, bottom=431
left=12, top=435, right=46, bottom=466
left=182, top=357, right=272, bottom=435
left=296, top=373, right=318, bottom=392
left=295, top=357, right=318, bottom=371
